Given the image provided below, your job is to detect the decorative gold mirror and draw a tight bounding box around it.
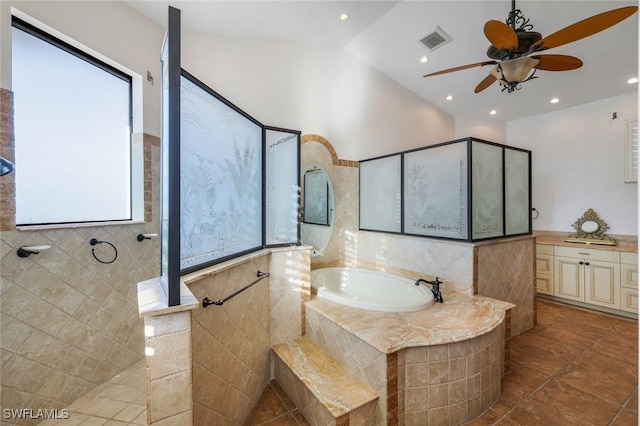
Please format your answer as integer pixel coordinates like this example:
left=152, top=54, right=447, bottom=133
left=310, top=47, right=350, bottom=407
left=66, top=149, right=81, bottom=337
left=565, top=208, right=616, bottom=246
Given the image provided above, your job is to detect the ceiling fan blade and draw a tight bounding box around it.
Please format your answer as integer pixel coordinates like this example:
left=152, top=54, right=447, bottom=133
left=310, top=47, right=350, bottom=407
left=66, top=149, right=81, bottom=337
left=532, top=54, right=583, bottom=71
left=474, top=74, right=498, bottom=93
left=484, top=20, right=518, bottom=50
left=534, top=6, right=638, bottom=51
left=423, top=61, right=497, bottom=77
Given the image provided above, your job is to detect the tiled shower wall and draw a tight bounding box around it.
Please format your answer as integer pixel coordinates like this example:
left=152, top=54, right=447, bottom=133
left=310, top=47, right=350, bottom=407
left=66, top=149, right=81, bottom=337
left=184, top=248, right=309, bottom=425
left=1, top=87, right=160, bottom=423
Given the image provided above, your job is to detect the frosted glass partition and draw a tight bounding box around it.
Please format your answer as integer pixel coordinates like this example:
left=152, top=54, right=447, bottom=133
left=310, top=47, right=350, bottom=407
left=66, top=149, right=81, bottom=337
left=471, top=141, right=503, bottom=239
left=360, top=154, right=402, bottom=233
left=505, top=148, right=531, bottom=235
left=358, top=137, right=531, bottom=242
left=404, top=144, right=468, bottom=239
left=180, top=73, right=263, bottom=271
left=265, top=128, right=300, bottom=245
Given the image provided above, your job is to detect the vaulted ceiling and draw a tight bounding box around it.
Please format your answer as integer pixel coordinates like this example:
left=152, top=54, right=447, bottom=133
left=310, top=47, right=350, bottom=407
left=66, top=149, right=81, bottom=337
left=125, top=1, right=639, bottom=122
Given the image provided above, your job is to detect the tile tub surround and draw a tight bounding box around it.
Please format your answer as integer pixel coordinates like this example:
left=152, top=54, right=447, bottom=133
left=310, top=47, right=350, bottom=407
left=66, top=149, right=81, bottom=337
left=305, top=293, right=512, bottom=425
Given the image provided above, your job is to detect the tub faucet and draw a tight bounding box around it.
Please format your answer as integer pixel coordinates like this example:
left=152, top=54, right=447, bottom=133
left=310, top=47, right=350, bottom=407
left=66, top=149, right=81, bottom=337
left=415, top=278, right=444, bottom=303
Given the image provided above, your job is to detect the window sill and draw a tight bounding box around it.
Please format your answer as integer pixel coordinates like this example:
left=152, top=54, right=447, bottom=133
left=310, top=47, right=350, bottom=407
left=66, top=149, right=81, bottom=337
left=16, top=220, right=148, bottom=231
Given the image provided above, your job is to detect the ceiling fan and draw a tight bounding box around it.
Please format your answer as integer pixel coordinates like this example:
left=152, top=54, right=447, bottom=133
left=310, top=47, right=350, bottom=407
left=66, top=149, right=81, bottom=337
left=423, top=1, right=638, bottom=93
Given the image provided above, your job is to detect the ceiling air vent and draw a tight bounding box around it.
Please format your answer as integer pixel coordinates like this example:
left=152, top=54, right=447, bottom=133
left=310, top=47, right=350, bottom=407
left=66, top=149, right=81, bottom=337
left=419, top=26, right=451, bottom=52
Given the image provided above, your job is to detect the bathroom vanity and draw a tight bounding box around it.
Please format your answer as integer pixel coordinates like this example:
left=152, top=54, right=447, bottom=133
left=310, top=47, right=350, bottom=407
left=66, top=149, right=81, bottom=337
left=535, top=231, right=638, bottom=318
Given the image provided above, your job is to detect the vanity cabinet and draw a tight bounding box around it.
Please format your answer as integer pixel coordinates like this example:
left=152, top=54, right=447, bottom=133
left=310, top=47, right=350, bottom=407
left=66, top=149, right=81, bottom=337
left=554, top=246, right=620, bottom=309
left=620, top=252, right=638, bottom=313
left=536, top=231, right=637, bottom=317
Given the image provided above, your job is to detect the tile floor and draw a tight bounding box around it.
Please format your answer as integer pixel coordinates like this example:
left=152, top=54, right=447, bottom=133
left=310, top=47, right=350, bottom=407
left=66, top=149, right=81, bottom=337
left=39, top=360, right=146, bottom=425
left=40, top=299, right=637, bottom=425
left=245, top=300, right=638, bottom=425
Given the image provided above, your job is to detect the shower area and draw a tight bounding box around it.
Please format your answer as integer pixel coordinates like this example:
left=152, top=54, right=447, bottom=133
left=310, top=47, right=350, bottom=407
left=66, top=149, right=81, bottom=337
left=0, top=84, right=160, bottom=424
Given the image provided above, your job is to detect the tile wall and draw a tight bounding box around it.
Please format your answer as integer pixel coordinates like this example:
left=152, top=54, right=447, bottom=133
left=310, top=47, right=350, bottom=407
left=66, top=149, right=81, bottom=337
left=475, top=237, right=536, bottom=335
left=1, top=87, right=160, bottom=423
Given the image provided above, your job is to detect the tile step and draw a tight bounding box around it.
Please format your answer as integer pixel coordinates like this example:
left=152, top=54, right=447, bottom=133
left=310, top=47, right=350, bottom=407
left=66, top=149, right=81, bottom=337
left=272, top=337, right=378, bottom=425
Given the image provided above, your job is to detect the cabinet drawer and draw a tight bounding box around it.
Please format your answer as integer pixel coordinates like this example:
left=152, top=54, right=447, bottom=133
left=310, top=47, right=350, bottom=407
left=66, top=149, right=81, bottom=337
left=537, top=244, right=553, bottom=256
left=621, top=252, right=638, bottom=265
left=536, top=274, right=553, bottom=295
left=536, top=254, right=554, bottom=275
left=554, top=246, right=620, bottom=263
left=620, top=287, right=638, bottom=313
left=621, top=263, right=638, bottom=289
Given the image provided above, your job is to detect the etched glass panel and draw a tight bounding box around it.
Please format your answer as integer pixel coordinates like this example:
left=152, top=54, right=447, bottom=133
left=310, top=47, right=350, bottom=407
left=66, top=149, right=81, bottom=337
left=265, top=128, right=300, bottom=245
left=359, top=155, right=401, bottom=233
left=505, top=148, right=530, bottom=235
left=180, top=75, right=262, bottom=270
left=471, top=141, right=503, bottom=239
left=404, top=142, right=468, bottom=239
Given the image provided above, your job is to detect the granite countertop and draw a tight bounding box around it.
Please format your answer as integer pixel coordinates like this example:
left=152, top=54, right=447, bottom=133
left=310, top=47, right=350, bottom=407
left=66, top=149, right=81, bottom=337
left=534, top=230, right=637, bottom=253
left=305, top=291, right=514, bottom=354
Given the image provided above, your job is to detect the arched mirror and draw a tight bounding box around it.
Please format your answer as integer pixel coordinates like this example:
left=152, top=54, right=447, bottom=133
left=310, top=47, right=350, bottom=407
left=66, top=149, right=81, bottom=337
left=301, top=163, right=334, bottom=256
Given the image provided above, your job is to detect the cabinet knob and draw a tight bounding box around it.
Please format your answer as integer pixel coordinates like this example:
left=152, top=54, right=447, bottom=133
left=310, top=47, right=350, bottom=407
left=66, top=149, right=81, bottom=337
left=579, top=261, right=584, bottom=265
left=585, top=262, right=590, bottom=266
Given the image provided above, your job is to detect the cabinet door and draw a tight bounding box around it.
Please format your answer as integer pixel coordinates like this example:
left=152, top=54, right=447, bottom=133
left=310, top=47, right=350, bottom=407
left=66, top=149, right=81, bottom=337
left=554, top=256, right=584, bottom=301
left=585, top=260, right=620, bottom=309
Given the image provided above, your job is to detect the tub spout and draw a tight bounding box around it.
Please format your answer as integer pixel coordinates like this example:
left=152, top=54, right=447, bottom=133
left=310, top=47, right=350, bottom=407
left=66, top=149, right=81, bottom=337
left=415, top=278, right=444, bottom=303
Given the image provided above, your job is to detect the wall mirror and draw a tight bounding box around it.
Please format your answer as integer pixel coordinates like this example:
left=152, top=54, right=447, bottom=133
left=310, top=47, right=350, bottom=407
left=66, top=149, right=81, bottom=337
left=301, top=163, right=334, bottom=256
left=565, top=208, right=616, bottom=246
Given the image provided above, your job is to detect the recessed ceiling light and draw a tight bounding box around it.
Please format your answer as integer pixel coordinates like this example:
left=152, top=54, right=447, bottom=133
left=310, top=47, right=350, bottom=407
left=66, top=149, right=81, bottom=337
left=420, top=56, right=429, bottom=64
left=490, top=110, right=497, bottom=115
left=339, top=13, right=350, bottom=21
left=446, top=95, right=453, bottom=101
left=628, top=77, right=639, bottom=84
left=550, top=98, right=559, bottom=104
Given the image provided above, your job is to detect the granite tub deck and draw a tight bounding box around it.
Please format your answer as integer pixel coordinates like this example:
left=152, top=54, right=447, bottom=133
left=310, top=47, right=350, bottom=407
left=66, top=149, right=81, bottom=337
left=302, top=290, right=515, bottom=425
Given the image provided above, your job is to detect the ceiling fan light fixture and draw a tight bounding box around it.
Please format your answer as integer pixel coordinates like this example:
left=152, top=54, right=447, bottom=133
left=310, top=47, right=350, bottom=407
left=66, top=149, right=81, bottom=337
left=490, top=56, right=539, bottom=92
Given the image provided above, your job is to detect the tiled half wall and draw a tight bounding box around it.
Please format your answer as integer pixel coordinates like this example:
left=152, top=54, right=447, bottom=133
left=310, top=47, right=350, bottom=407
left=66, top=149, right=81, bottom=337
left=143, top=248, right=310, bottom=425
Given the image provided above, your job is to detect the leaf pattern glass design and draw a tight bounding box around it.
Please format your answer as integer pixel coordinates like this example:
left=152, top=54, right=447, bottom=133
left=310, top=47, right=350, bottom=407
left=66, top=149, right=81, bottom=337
left=180, top=76, right=262, bottom=270
left=403, top=142, right=468, bottom=239
left=471, top=141, right=503, bottom=239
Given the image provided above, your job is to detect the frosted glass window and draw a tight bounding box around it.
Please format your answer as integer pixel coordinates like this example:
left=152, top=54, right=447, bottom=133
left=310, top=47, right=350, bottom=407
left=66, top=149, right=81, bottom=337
left=505, top=148, right=530, bottom=235
left=265, top=128, right=300, bottom=245
left=360, top=155, right=401, bottom=233
left=404, top=142, right=468, bottom=239
left=471, top=141, right=503, bottom=239
left=12, top=20, right=132, bottom=226
left=180, top=74, right=263, bottom=271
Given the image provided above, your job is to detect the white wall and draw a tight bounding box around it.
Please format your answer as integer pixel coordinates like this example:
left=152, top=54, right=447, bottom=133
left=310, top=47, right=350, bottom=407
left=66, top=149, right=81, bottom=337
left=507, top=92, right=638, bottom=235
left=455, top=118, right=506, bottom=144
left=180, top=31, right=455, bottom=161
